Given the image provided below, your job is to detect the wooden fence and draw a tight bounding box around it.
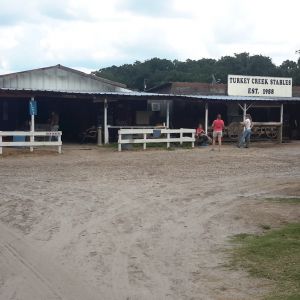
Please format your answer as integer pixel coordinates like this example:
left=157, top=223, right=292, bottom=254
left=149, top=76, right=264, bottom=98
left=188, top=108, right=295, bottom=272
left=118, top=128, right=195, bottom=151
left=0, top=131, right=62, bottom=154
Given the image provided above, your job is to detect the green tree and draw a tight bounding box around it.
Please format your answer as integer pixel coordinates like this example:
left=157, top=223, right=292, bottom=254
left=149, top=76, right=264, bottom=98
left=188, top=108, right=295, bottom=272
left=247, top=55, right=277, bottom=76
left=278, top=60, right=300, bottom=85
left=93, top=53, right=299, bottom=90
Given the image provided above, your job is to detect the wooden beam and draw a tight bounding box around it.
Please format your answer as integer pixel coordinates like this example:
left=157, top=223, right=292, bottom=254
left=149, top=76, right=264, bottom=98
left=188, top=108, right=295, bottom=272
left=205, top=103, right=208, bottom=134
left=279, top=104, right=284, bottom=143
left=104, top=98, right=109, bottom=144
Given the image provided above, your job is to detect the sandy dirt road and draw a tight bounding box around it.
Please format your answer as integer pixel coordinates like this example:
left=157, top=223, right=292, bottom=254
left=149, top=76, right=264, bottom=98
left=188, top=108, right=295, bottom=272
left=0, top=143, right=299, bottom=300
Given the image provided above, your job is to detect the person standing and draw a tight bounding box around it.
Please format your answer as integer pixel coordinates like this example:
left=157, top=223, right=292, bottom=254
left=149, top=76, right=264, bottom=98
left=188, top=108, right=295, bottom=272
left=238, top=114, right=252, bottom=148
left=211, top=114, right=225, bottom=151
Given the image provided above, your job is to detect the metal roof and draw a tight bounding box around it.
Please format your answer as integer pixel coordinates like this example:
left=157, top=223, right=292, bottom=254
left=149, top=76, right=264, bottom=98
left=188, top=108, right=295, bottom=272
left=185, top=94, right=300, bottom=102
left=0, top=64, right=127, bottom=88
left=1, top=87, right=300, bottom=102
left=0, top=65, right=130, bottom=95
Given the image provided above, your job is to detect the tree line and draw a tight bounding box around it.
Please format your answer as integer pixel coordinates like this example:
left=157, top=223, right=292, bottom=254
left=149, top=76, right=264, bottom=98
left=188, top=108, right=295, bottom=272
left=93, top=52, right=300, bottom=91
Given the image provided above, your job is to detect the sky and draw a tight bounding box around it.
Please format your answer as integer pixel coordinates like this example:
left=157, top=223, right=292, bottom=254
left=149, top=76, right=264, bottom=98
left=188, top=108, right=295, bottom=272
left=0, top=0, right=299, bottom=75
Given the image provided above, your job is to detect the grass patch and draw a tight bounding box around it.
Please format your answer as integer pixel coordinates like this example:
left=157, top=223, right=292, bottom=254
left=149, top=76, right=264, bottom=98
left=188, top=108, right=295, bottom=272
left=263, top=197, right=300, bottom=204
left=230, top=223, right=300, bottom=299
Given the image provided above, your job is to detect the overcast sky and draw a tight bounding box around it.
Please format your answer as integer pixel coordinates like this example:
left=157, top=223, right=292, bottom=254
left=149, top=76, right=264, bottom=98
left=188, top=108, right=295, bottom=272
left=0, top=0, right=299, bottom=74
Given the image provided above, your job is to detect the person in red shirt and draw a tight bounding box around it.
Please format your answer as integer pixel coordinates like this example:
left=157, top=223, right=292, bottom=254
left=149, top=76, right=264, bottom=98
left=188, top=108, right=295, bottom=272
left=195, top=123, right=211, bottom=146
left=211, top=114, right=225, bottom=151
left=196, top=123, right=205, bottom=136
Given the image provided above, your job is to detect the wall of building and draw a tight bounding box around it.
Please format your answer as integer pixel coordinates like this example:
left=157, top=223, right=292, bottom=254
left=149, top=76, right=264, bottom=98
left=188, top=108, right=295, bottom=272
left=0, top=66, right=128, bottom=93
left=151, top=82, right=300, bottom=97
left=170, top=82, right=227, bottom=95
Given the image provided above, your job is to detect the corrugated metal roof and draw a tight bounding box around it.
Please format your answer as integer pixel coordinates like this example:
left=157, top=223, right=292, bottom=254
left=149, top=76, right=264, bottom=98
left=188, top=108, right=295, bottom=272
left=0, top=65, right=131, bottom=94
left=0, top=64, right=127, bottom=88
left=185, top=94, right=300, bottom=101
left=1, top=87, right=300, bottom=102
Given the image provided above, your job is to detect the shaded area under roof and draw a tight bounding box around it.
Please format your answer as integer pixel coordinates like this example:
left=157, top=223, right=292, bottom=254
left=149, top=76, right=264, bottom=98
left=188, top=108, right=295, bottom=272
left=0, top=88, right=300, bottom=102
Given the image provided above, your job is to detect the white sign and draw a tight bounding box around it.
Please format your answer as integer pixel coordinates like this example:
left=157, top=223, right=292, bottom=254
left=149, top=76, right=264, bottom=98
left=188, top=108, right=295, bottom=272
left=228, top=75, right=292, bottom=97
left=46, top=132, right=60, bottom=136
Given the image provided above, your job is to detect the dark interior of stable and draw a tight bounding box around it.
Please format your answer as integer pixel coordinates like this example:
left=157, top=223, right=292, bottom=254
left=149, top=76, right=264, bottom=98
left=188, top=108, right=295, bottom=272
left=1, top=98, right=300, bottom=142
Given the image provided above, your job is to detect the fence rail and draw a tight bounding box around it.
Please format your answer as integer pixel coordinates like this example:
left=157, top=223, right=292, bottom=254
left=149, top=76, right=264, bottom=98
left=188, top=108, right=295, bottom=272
left=118, top=128, right=195, bottom=151
left=0, top=131, right=62, bottom=154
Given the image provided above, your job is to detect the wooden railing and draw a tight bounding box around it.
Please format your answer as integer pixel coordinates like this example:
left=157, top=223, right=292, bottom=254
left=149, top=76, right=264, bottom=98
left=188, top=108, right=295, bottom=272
left=0, top=131, right=62, bottom=155
left=118, top=128, right=195, bottom=151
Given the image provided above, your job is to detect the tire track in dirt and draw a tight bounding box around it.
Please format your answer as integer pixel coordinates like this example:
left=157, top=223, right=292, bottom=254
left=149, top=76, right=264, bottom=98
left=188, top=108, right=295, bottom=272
left=0, top=144, right=299, bottom=299
left=0, top=222, right=110, bottom=300
left=0, top=242, right=62, bottom=300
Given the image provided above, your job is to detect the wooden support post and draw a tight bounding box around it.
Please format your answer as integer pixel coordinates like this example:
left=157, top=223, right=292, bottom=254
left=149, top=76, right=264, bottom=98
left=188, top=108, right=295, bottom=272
left=58, top=134, right=62, bottom=154
left=238, top=103, right=247, bottom=138
left=118, top=130, right=122, bottom=152
left=279, top=103, right=283, bottom=143
left=180, top=130, right=183, bottom=145
left=143, top=133, right=147, bottom=150
left=30, top=100, right=35, bottom=152
left=166, top=101, right=170, bottom=128
left=205, top=103, right=208, bottom=134
left=167, top=132, right=170, bottom=148
left=0, top=135, right=2, bottom=155
left=104, top=99, right=109, bottom=144
left=243, top=103, right=246, bottom=122
left=192, top=131, right=195, bottom=148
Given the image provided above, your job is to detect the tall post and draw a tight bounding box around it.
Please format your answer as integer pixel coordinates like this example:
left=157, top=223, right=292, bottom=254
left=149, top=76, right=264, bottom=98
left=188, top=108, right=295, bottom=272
left=243, top=103, right=247, bottom=133
left=58, top=133, right=62, bottom=154
left=30, top=97, right=35, bottom=152
left=279, top=103, right=284, bottom=143
left=104, top=99, right=108, bottom=144
left=205, top=103, right=208, bottom=134
left=166, top=101, right=170, bottom=128
left=167, top=132, right=171, bottom=148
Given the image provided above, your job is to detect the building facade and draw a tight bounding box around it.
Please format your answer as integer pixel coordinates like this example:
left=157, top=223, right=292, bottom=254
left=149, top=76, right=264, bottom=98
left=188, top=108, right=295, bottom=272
left=1, top=66, right=300, bottom=143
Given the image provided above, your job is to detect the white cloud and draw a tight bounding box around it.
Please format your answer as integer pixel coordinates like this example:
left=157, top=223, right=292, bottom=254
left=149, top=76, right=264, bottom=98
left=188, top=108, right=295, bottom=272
left=0, top=0, right=299, bottom=75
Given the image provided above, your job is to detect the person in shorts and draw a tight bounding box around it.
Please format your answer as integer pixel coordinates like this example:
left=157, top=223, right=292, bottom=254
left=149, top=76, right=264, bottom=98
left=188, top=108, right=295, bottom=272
left=211, top=114, right=224, bottom=151
left=195, top=123, right=211, bottom=146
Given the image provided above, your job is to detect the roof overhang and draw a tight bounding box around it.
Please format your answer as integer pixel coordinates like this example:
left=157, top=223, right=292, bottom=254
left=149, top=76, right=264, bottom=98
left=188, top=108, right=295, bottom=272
left=0, top=88, right=300, bottom=103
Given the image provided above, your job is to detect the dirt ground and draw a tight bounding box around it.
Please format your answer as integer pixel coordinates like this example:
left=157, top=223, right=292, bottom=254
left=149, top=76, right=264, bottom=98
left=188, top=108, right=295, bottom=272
left=0, top=142, right=299, bottom=300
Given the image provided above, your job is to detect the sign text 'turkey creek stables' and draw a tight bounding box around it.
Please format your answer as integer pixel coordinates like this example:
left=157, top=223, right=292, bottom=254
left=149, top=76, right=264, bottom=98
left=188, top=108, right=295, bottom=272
left=228, top=75, right=292, bottom=97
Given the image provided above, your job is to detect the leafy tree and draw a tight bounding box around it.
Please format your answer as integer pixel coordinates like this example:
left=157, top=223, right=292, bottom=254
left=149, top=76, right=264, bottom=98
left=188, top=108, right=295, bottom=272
left=247, top=55, right=277, bottom=76
left=93, top=53, right=300, bottom=90
left=278, top=60, right=300, bottom=84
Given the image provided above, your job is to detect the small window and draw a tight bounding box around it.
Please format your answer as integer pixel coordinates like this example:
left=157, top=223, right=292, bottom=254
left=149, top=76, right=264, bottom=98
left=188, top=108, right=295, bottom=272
left=151, top=102, right=161, bottom=111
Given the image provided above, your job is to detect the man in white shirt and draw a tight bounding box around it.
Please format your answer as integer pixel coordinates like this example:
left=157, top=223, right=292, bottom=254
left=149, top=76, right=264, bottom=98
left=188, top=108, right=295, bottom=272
left=238, top=114, right=253, bottom=148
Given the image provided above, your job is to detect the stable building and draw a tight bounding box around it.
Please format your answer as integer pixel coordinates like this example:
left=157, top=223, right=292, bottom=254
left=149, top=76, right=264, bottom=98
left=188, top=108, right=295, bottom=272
left=0, top=64, right=131, bottom=140
left=147, top=77, right=300, bottom=141
left=0, top=65, right=182, bottom=142
left=1, top=66, right=300, bottom=144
